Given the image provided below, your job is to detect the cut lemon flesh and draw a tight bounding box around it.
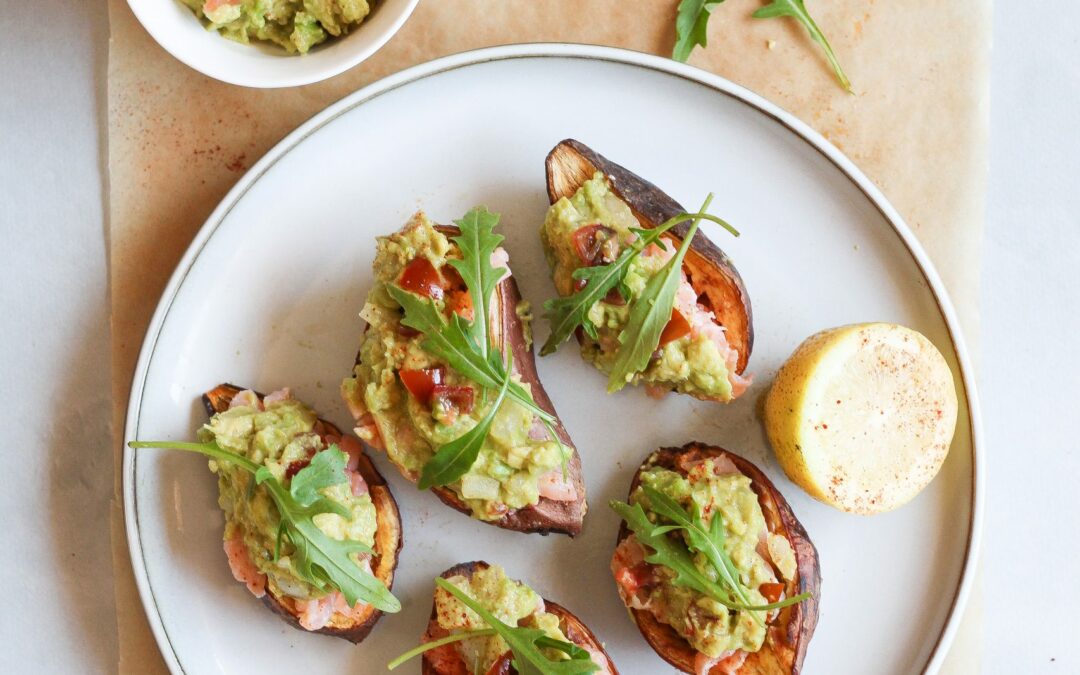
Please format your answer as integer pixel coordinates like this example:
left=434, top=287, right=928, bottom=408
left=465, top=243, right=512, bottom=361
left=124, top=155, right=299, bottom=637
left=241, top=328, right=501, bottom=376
left=764, top=323, right=958, bottom=514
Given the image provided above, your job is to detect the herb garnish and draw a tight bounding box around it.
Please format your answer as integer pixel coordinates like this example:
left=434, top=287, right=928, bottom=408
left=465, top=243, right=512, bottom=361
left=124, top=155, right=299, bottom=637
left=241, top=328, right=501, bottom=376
left=387, top=577, right=599, bottom=674
left=753, top=0, right=851, bottom=92
left=389, top=207, right=564, bottom=489
left=672, top=0, right=852, bottom=93
left=606, top=196, right=710, bottom=392
left=610, top=495, right=810, bottom=616
left=540, top=205, right=736, bottom=358
left=445, top=207, right=505, bottom=360
left=127, top=440, right=400, bottom=613
left=672, top=0, right=726, bottom=63
left=417, top=352, right=513, bottom=490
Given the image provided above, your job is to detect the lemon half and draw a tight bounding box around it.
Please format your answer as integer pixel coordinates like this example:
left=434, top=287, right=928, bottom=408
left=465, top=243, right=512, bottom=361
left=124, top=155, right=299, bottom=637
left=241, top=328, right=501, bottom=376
left=764, top=323, right=959, bottom=514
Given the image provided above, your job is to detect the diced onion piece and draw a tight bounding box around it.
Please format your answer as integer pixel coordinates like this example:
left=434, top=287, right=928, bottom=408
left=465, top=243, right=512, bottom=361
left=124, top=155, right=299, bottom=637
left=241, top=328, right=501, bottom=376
left=460, top=474, right=500, bottom=500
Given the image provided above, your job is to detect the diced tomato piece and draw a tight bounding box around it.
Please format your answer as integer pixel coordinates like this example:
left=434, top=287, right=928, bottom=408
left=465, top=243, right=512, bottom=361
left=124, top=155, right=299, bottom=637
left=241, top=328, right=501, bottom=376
left=440, top=263, right=465, bottom=290
left=399, top=367, right=444, bottom=405
left=573, top=277, right=588, bottom=292
left=285, top=458, right=310, bottom=480
left=759, top=582, right=786, bottom=604
left=615, top=564, right=652, bottom=594
left=284, top=447, right=318, bottom=480
left=446, top=289, right=474, bottom=321
left=432, top=384, right=474, bottom=414
left=659, top=308, right=692, bottom=346
left=398, top=258, right=444, bottom=300
left=603, top=286, right=625, bottom=306
left=572, top=224, right=617, bottom=265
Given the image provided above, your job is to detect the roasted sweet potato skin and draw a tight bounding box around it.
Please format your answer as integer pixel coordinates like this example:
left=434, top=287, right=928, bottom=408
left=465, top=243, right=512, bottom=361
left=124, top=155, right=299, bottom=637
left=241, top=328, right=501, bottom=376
left=614, top=444, right=820, bottom=675
left=545, top=139, right=753, bottom=376
left=202, top=383, right=403, bottom=644
left=421, top=561, right=619, bottom=675
left=355, top=224, right=587, bottom=537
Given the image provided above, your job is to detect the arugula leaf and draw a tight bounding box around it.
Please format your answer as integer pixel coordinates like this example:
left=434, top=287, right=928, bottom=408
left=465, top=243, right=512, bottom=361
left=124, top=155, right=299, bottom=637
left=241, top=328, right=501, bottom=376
left=606, top=196, right=711, bottom=392
left=434, top=578, right=600, bottom=674
left=417, top=352, right=514, bottom=490
left=387, top=284, right=556, bottom=428
left=388, top=206, right=569, bottom=494
left=447, top=207, right=507, bottom=359
left=641, top=485, right=756, bottom=611
left=540, top=209, right=737, bottom=356
left=670, top=0, right=851, bottom=93
left=128, top=440, right=400, bottom=613
left=289, top=445, right=348, bottom=507
left=753, top=0, right=852, bottom=92
left=533, top=636, right=596, bottom=662
left=611, top=499, right=733, bottom=605
left=610, top=498, right=811, bottom=613
left=387, top=628, right=499, bottom=670
left=673, top=0, right=726, bottom=62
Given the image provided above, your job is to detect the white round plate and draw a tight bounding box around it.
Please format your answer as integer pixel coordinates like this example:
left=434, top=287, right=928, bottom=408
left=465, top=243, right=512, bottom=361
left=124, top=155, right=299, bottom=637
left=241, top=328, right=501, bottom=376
left=124, top=44, right=982, bottom=675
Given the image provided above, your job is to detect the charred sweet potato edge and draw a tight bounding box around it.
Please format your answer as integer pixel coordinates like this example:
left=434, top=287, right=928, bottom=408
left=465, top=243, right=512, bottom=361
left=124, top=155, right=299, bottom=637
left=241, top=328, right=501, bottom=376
left=420, top=561, right=618, bottom=675
left=354, top=223, right=588, bottom=537
left=614, top=443, right=820, bottom=674
left=203, top=382, right=403, bottom=644
left=545, top=139, right=753, bottom=376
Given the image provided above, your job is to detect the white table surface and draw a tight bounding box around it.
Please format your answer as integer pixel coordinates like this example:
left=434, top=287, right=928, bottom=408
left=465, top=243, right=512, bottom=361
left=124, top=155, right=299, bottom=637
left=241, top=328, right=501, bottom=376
left=1, top=1, right=1076, bottom=673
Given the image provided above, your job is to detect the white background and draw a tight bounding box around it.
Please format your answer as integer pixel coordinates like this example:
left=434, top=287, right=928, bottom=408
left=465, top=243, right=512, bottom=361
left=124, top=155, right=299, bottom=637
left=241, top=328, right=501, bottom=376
left=0, top=1, right=1076, bottom=673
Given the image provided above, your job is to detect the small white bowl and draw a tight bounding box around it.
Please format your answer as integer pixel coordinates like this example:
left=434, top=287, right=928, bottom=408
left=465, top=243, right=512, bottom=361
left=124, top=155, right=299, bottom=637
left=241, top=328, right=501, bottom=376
left=127, top=0, right=420, bottom=88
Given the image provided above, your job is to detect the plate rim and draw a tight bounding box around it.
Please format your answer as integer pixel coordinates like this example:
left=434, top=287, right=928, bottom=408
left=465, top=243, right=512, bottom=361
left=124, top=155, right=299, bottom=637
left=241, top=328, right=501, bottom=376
left=122, top=42, right=984, bottom=674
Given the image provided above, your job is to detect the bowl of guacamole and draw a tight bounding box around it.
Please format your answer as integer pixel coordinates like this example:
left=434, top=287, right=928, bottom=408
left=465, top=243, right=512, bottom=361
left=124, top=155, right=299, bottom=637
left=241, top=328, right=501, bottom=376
left=127, top=0, right=419, bottom=87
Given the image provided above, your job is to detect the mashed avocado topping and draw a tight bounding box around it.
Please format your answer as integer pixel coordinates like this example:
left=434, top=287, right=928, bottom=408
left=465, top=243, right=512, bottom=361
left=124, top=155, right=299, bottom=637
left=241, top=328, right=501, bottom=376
left=434, top=565, right=573, bottom=673
left=541, top=172, right=736, bottom=400
left=343, top=213, right=572, bottom=520
left=626, top=460, right=796, bottom=657
left=180, top=0, right=371, bottom=54
left=200, top=397, right=377, bottom=601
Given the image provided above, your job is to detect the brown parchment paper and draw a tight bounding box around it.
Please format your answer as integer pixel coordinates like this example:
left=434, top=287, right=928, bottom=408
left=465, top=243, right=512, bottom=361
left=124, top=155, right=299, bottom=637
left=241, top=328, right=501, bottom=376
left=109, top=1, right=989, bottom=672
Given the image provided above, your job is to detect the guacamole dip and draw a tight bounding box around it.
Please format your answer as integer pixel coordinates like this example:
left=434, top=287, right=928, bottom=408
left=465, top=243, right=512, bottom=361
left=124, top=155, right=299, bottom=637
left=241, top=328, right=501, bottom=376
left=435, top=565, right=573, bottom=672
left=541, top=172, right=748, bottom=401
left=180, top=0, right=371, bottom=54
left=201, top=390, right=377, bottom=608
left=614, top=459, right=797, bottom=657
left=342, top=213, right=573, bottom=520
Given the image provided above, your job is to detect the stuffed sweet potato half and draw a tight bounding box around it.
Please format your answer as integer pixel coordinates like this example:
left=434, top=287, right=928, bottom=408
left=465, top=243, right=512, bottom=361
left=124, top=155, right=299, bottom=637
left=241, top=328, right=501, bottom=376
left=342, top=210, right=587, bottom=536
left=541, top=140, right=753, bottom=402
left=610, top=444, right=819, bottom=674
left=394, top=561, right=617, bottom=675
left=129, top=383, right=402, bottom=643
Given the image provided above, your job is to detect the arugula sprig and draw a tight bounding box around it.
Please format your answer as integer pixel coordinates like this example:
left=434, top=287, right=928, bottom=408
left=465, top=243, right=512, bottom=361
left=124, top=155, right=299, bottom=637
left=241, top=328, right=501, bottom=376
left=128, top=440, right=400, bottom=613
left=753, top=0, right=851, bottom=92
left=386, top=577, right=599, bottom=674
left=610, top=496, right=810, bottom=616
left=641, top=485, right=756, bottom=611
left=673, top=0, right=726, bottom=63
left=418, top=351, right=514, bottom=490
left=387, top=286, right=553, bottom=427
left=446, top=207, right=506, bottom=360
left=672, top=0, right=852, bottom=93
left=389, top=207, right=567, bottom=489
left=387, top=628, right=498, bottom=670
left=540, top=206, right=737, bottom=357
left=606, top=196, right=711, bottom=392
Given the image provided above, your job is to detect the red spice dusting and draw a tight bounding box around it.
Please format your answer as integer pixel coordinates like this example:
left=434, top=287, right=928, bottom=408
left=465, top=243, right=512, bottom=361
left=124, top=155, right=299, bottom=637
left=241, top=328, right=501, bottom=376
left=225, top=153, right=247, bottom=172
